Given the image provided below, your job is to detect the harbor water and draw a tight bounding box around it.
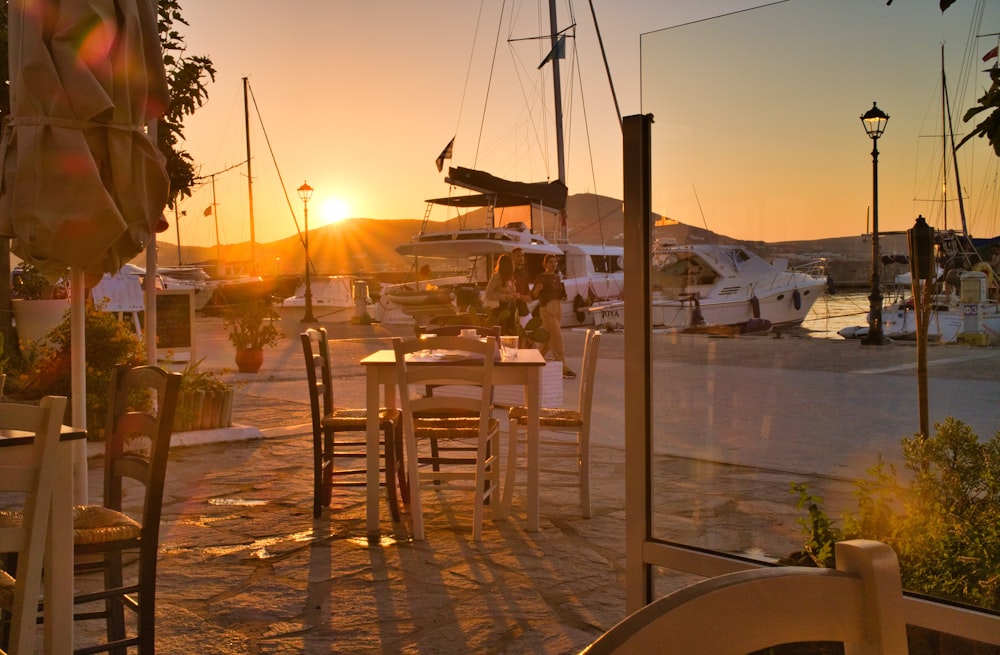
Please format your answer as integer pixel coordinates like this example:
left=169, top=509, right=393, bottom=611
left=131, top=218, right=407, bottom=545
left=798, top=290, right=871, bottom=339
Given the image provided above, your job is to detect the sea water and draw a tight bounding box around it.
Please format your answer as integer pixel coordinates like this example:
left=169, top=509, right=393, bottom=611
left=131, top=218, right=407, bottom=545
left=798, top=291, right=872, bottom=340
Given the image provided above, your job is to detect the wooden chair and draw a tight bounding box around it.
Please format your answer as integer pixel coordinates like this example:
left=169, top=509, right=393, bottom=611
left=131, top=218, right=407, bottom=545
left=417, top=324, right=500, bottom=477
left=0, top=396, right=67, bottom=655
left=503, top=329, right=601, bottom=518
left=392, top=335, right=501, bottom=541
left=301, top=327, right=405, bottom=521
left=580, top=540, right=907, bottom=655
left=71, top=364, right=181, bottom=654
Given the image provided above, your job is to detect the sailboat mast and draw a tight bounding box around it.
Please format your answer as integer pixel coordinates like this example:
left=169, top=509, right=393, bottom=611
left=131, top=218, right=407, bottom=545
left=942, top=51, right=969, bottom=237
left=547, top=0, right=568, bottom=242
left=941, top=49, right=949, bottom=232
left=243, top=77, right=258, bottom=272
left=210, top=173, right=222, bottom=265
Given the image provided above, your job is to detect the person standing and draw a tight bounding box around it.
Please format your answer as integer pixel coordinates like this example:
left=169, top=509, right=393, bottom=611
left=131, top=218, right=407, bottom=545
left=484, top=254, right=519, bottom=335
left=532, top=254, right=576, bottom=379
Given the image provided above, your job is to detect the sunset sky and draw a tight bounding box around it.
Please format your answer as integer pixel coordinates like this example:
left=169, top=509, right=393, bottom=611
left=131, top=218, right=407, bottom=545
left=171, top=0, right=1000, bottom=250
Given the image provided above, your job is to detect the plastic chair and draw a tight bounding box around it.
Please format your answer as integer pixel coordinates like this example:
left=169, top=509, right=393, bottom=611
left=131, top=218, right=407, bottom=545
left=301, top=327, right=405, bottom=521
left=579, top=540, right=907, bottom=655
left=0, top=396, right=67, bottom=655
left=71, top=364, right=181, bottom=654
left=503, top=329, right=601, bottom=518
left=392, top=335, right=501, bottom=541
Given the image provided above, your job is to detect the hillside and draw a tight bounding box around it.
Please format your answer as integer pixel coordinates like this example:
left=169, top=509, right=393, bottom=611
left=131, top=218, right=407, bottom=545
left=151, top=193, right=877, bottom=284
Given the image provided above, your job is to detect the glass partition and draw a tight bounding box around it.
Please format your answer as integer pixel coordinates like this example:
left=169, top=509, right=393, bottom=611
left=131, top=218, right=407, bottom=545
left=635, top=0, right=1000, bottom=639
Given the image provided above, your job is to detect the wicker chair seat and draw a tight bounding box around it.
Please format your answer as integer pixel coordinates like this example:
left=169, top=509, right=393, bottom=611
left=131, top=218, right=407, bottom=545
left=414, top=416, right=500, bottom=441
left=322, top=407, right=400, bottom=430
left=509, top=406, right=583, bottom=428
left=72, top=505, right=142, bottom=545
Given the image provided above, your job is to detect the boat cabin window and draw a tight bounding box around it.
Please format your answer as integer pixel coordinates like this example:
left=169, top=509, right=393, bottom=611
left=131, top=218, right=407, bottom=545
left=590, top=254, right=624, bottom=274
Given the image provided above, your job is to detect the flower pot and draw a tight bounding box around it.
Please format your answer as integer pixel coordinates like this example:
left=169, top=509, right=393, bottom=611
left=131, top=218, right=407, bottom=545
left=235, top=348, right=264, bottom=373
left=12, top=298, right=70, bottom=347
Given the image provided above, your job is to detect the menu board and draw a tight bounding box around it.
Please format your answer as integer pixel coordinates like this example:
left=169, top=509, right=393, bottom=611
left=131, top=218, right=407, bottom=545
left=155, top=289, right=195, bottom=360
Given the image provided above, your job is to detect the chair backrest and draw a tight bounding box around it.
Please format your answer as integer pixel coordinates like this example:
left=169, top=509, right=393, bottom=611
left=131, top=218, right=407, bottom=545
left=576, top=330, right=602, bottom=414
left=301, top=327, right=334, bottom=426
left=392, top=335, right=496, bottom=427
left=102, top=365, right=181, bottom=536
left=418, top=324, right=501, bottom=339
left=580, top=540, right=907, bottom=655
left=0, top=395, right=67, bottom=653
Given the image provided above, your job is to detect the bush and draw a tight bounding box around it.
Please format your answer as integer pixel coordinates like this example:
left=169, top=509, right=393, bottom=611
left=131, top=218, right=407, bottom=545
left=12, top=301, right=146, bottom=440
left=789, top=418, right=1000, bottom=610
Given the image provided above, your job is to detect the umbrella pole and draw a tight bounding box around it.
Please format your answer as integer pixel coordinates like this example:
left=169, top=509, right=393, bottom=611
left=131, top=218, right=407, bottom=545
left=71, top=267, right=88, bottom=504
left=146, top=238, right=157, bottom=364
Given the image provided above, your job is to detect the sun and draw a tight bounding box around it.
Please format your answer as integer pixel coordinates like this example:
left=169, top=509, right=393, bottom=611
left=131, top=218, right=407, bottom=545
left=319, top=197, right=350, bottom=224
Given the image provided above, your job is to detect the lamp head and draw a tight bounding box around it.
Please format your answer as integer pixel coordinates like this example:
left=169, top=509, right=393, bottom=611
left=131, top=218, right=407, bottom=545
left=297, top=181, right=314, bottom=202
left=860, top=102, right=889, bottom=140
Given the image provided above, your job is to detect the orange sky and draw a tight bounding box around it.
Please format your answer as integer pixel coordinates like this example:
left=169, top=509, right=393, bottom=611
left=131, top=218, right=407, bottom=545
left=171, top=0, right=1000, bottom=249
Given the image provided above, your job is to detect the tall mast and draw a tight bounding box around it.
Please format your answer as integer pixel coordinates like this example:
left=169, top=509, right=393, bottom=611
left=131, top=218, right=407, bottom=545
left=547, top=0, right=568, bottom=242
left=942, top=49, right=968, bottom=237
left=243, top=77, right=258, bottom=272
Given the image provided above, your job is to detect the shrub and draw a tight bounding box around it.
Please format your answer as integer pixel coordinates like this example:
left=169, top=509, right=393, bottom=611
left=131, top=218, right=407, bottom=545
left=13, top=301, right=146, bottom=439
left=222, top=299, right=281, bottom=350
left=789, top=418, right=1000, bottom=610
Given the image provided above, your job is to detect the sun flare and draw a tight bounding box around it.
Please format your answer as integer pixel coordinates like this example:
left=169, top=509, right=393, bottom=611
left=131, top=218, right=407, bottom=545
left=320, top=197, right=350, bottom=224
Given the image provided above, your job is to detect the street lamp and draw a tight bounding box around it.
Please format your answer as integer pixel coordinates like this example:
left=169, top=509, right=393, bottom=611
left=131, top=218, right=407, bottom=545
left=860, top=102, right=889, bottom=345
left=297, top=181, right=317, bottom=323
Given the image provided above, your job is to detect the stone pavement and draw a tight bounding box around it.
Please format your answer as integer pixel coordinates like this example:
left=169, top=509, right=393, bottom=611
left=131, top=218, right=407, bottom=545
left=70, top=315, right=999, bottom=653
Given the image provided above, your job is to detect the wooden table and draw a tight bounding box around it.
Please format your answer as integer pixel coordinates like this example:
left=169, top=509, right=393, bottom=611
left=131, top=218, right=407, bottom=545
left=0, top=424, right=86, bottom=654
left=360, top=348, right=546, bottom=536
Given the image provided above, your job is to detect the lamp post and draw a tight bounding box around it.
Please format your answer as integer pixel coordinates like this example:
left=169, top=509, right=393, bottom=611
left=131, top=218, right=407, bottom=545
left=860, top=102, right=889, bottom=346
left=297, top=181, right=317, bottom=323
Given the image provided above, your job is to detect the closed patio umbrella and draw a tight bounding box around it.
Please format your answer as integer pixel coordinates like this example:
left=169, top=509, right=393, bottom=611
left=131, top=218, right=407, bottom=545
left=0, top=0, right=169, bottom=499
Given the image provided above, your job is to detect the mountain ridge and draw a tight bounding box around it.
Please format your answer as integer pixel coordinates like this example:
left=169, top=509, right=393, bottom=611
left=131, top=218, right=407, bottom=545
left=149, top=193, right=878, bottom=279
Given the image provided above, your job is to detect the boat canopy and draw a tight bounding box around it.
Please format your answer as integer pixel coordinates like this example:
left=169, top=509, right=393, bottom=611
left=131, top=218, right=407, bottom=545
left=425, top=166, right=568, bottom=211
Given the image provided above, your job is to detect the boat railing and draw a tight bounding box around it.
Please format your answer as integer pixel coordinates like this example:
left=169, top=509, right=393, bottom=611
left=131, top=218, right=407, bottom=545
left=791, top=258, right=828, bottom=279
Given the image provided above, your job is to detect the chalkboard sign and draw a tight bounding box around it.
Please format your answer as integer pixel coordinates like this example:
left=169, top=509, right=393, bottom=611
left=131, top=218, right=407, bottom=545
left=155, top=289, right=195, bottom=360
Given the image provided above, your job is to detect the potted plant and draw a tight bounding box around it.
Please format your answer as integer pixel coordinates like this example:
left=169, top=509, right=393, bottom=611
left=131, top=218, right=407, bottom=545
left=222, top=299, right=282, bottom=373
left=10, top=263, right=70, bottom=347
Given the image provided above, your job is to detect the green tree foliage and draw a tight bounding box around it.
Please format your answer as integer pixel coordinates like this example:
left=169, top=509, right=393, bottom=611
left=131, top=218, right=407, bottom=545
left=155, top=0, right=216, bottom=205
left=791, top=418, right=1000, bottom=611
left=12, top=303, right=146, bottom=439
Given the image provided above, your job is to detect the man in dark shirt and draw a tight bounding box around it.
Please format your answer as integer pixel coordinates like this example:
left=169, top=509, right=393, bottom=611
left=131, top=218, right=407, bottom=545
left=511, top=247, right=531, bottom=317
left=532, top=253, right=576, bottom=378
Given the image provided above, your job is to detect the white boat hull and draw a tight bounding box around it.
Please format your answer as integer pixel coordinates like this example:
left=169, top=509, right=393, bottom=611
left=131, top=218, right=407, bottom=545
left=882, top=299, right=1000, bottom=345
left=276, top=276, right=367, bottom=324
left=645, top=244, right=829, bottom=330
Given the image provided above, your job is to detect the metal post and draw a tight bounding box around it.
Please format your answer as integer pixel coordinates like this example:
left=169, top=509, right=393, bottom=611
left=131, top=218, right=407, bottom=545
left=862, top=133, right=885, bottom=345
left=860, top=102, right=889, bottom=346
left=302, top=197, right=316, bottom=323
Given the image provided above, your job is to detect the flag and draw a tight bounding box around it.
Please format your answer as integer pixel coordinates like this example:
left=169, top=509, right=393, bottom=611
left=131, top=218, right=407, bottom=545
left=984, top=46, right=998, bottom=62
left=203, top=205, right=212, bottom=217
left=435, top=137, right=454, bottom=173
left=538, top=35, right=566, bottom=70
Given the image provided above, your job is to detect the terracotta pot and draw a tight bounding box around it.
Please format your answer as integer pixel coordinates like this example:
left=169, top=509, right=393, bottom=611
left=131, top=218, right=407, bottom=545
left=235, top=348, right=264, bottom=373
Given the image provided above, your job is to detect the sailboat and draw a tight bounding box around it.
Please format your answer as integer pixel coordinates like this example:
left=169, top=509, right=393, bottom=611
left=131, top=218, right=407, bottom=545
left=878, top=51, right=1000, bottom=344
left=197, top=77, right=297, bottom=313
left=376, top=0, right=625, bottom=328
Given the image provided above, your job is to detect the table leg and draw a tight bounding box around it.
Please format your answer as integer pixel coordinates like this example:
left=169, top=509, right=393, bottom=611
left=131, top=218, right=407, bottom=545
left=44, top=441, right=74, bottom=654
left=365, top=370, right=381, bottom=538
left=526, top=367, right=541, bottom=532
